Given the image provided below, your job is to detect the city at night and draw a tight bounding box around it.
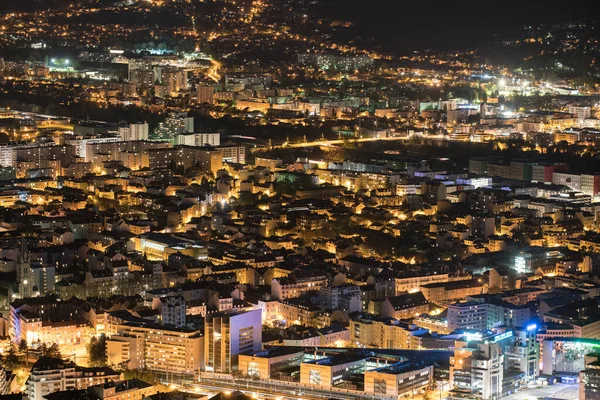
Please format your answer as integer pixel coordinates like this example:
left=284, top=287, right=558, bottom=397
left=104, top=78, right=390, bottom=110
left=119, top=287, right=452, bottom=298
left=0, top=1, right=598, bottom=399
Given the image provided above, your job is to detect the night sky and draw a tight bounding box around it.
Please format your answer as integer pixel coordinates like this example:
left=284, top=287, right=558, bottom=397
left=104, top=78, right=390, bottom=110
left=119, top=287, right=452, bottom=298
left=329, top=0, right=599, bottom=52
left=0, top=0, right=598, bottom=53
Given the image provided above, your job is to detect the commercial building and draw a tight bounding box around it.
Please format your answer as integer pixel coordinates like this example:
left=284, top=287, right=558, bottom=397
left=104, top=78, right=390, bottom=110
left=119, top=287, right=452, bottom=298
left=240, top=347, right=440, bottom=399
left=450, top=340, right=504, bottom=399
left=542, top=337, right=600, bottom=377
left=203, top=308, right=262, bottom=373
left=450, top=327, right=539, bottom=399
left=238, top=347, right=305, bottom=379
left=86, top=380, right=157, bottom=400
left=364, top=363, right=433, bottom=398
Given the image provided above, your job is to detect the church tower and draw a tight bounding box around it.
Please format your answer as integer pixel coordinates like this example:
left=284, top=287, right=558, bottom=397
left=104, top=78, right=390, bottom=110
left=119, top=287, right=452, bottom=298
left=16, top=237, right=34, bottom=298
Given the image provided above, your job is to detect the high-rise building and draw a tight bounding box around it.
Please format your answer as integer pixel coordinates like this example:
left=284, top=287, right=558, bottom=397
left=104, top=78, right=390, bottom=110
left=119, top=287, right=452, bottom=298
left=319, top=285, right=362, bottom=313
left=0, top=146, right=16, bottom=168
left=218, top=145, right=246, bottom=164
left=204, top=308, right=262, bottom=373
left=568, top=105, right=591, bottom=120
left=450, top=340, right=503, bottom=399
left=128, top=58, right=154, bottom=90
left=176, top=133, right=220, bottom=147
left=158, top=68, right=188, bottom=94
left=447, top=299, right=531, bottom=332
left=153, top=113, right=194, bottom=143
left=119, top=123, right=149, bottom=142
left=144, top=146, right=223, bottom=174
left=450, top=327, right=539, bottom=399
left=197, top=84, right=214, bottom=104
left=152, top=295, right=186, bottom=326
left=106, top=318, right=203, bottom=376
left=0, top=366, right=14, bottom=395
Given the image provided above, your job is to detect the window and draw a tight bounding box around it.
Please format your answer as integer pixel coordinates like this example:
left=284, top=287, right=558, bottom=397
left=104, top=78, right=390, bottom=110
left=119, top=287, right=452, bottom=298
left=309, top=370, right=321, bottom=385
left=248, top=362, right=260, bottom=377
left=374, top=378, right=387, bottom=394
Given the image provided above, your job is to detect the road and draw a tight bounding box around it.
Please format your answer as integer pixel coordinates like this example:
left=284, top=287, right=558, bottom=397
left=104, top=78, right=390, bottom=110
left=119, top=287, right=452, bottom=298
left=271, top=135, right=411, bottom=149
left=181, top=378, right=578, bottom=400
left=501, top=383, right=579, bottom=400
left=269, top=134, right=448, bottom=149
left=182, top=375, right=397, bottom=400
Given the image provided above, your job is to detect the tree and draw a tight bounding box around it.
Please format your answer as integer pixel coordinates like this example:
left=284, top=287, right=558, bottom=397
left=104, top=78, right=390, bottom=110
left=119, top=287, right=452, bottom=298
left=41, top=343, right=62, bottom=359
left=4, top=343, right=20, bottom=370
left=88, top=335, right=108, bottom=367
left=18, top=339, right=29, bottom=368
left=122, top=369, right=159, bottom=385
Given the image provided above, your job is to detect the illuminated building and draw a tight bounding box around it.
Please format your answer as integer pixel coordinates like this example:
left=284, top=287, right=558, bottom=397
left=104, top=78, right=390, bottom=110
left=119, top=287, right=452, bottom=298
left=128, top=58, right=154, bottom=89
left=204, top=308, right=262, bottom=373
left=581, top=358, right=600, bottom=400
left=296, top=53, right=373, bottom=71
left=447, top=299, right=531, bottom=331
left=568, top=105, right=591, bottom=120
left=364, top=363, right=433, bottom=398
left=238, top=347, right=304, bottom=379
left=271, top=275, right=328, bottom=300
left=152, top=295, right=186, bottom=326
left=382, top=292, right=429, bottom=320
left=144, top=146, right=223, bottom=174
left=240, top=347, right=436, bottom=397
left=450, top=340, right=503, bottom=399
left=158, top=68, right=188, bottom=95
left=10, top=296, right=94, bottom=346
left=15, top=238, right=35, bottom=299
left=450, top=326, right=539, bottom=398
left=319, top=285, right=362, bottom=313
left=420, top=279, right=485, bottom=304
left=65, top=135, right=120, bottom=160
left=281, top=325, right=350, bottom=347
left=542, top=337, right=600, bottom=378
left=85, top=380, right=157, bottom=400
left=130, top=233, right=200, bottom=261
left=106, top=320, right=203, bottom=376
left=27, top=357, right=119, bottom=400
left=300, top=351, right=370, bottom=388
left=0, top=366, right=14, bottom=395
left=0, top=146, right=16, bottom=168
left=349, top=314, right=431, bottom=350
left=224, top=73, right=272, bottom=89
left=118, top=123, right=149, bottom=142
left=197, top=84, right=214, bottom=104
left=176, top=132, right=220, bottom=147
left=85, top=140, right=169, bottom=164
left=218, top=145, right=246, bottom=164
left=153, top=112, right=194, bottom=144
